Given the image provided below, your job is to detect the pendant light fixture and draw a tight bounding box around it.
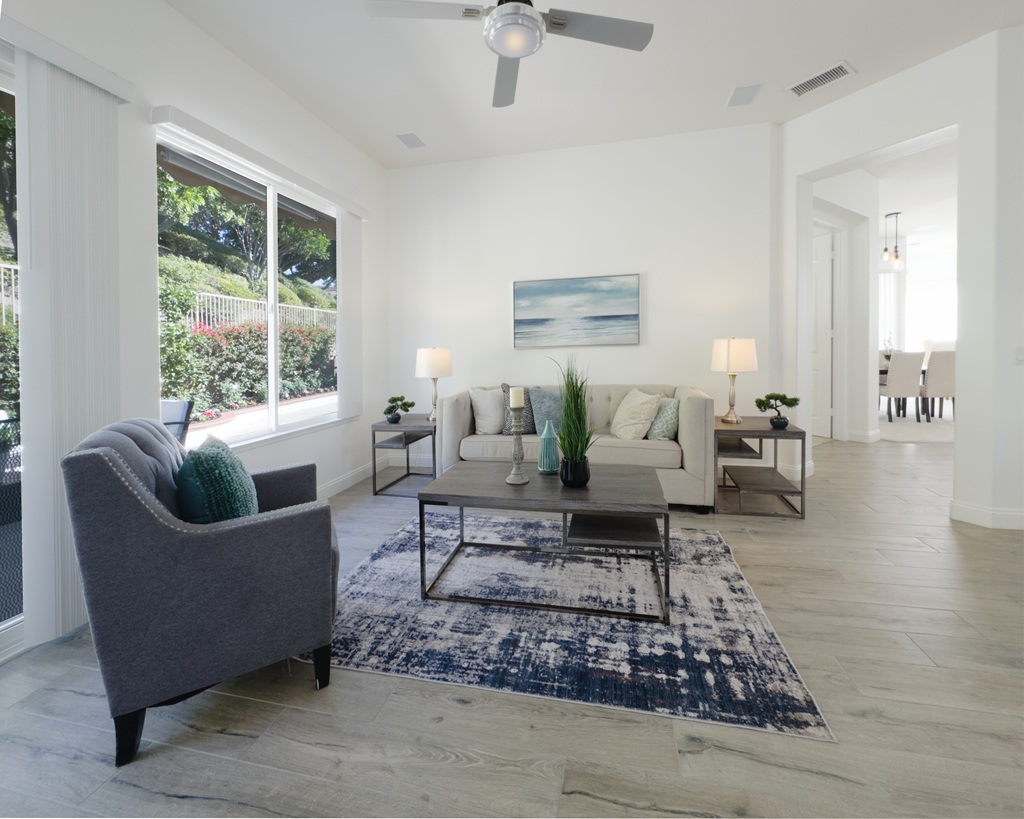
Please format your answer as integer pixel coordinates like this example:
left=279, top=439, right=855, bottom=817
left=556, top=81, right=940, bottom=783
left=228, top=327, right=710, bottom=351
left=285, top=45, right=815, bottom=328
left=881, top=212, right=892, bottom=263
left=890, top=211, right=904, bottom=272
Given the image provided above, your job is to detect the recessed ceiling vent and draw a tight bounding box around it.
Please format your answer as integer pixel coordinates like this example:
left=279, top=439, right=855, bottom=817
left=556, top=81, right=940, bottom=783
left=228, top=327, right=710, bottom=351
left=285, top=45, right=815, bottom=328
left=789, top=61, right=855, bottom=98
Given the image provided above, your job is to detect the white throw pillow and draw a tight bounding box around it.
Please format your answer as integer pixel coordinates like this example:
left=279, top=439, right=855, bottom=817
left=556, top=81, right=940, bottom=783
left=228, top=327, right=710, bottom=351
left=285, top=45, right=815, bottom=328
left=610, top=389, right=662, bottom=440
left=469, top=387, right=505, bottom=435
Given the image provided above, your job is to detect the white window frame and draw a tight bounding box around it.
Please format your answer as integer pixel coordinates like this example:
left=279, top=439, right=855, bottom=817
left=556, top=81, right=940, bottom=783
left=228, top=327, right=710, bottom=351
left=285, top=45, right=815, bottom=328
left=155, top=111, right=358, bottom=441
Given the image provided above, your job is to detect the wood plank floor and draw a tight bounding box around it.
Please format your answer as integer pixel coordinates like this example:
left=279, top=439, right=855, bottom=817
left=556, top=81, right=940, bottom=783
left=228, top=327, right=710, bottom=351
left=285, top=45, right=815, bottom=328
left=0, top=438, right=1021, bottom=817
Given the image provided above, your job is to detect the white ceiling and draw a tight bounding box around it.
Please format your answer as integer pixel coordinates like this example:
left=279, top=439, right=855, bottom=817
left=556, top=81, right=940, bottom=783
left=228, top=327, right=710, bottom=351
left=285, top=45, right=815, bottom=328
left=162, top=0, right=1020, bottom=245
left=162, top=0, right=1022, bottom=171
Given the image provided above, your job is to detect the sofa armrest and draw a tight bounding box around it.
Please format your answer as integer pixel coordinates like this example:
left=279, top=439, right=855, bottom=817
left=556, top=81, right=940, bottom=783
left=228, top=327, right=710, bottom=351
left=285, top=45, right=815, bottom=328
left=436, top=390, right=473, bottom=473
left=674, top=386, right=715, bottom=482
left=251, top=462, right=317, bottom=511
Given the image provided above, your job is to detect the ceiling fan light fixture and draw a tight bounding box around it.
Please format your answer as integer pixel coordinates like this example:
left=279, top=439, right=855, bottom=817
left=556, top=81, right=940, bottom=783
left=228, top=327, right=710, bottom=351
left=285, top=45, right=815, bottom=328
left=483, top=2, right=545, bottom=58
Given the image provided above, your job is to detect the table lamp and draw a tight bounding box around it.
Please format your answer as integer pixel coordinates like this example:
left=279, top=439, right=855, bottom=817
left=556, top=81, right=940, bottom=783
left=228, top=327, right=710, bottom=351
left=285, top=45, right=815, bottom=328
left=711, top=338, right=758, bottom=424
left=415, top=347, right=452, bottom=422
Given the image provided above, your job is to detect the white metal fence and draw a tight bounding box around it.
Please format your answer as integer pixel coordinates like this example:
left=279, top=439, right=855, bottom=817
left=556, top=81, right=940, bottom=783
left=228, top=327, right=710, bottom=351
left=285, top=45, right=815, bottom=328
left=1, top=264, right=17, bottom=326
left=190, top=292, right=336, bottom=332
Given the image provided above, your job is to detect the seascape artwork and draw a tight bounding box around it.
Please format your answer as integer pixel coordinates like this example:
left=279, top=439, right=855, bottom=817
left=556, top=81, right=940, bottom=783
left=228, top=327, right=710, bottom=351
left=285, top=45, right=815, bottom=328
left=513, top=274, right=640, bottom=348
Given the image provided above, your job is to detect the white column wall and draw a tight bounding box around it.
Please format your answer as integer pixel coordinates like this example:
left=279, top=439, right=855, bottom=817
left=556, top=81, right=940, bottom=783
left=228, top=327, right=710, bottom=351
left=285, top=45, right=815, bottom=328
left=782, top=28, right=1024, bottom=529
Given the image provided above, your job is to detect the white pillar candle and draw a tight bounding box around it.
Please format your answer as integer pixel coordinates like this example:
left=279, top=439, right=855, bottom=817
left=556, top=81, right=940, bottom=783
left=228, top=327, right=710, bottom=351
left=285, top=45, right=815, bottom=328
left=509, top=387, right=524, bottom=408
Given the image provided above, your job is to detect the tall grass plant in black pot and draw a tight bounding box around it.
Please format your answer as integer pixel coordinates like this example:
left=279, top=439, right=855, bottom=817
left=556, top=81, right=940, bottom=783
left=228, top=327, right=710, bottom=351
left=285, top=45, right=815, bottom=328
left=552, top=356, right=594, bottom=487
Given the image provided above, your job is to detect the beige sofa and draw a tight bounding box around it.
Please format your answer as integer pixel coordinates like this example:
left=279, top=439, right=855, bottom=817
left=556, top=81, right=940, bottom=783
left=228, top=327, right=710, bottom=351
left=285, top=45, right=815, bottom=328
left=436, top=384, right=715, bottom=509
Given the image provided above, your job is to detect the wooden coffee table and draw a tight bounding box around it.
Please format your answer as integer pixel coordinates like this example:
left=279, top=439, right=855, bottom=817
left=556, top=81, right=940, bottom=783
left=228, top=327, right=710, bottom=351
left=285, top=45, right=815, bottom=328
left=418, top=461, right=671, bottom=623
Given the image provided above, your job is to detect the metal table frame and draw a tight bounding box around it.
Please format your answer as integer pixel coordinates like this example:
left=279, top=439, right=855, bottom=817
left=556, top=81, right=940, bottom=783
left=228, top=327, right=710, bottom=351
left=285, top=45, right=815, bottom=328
left=418, top=463, right=671, bottom=623
left=371, top=414, right=436, bottom=496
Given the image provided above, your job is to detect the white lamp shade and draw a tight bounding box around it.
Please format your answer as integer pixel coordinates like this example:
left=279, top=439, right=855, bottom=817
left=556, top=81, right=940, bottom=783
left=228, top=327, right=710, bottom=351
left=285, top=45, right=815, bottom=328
left=415, top=347, right=452, bottom=379
left=711, top=338, right=758, bottom=373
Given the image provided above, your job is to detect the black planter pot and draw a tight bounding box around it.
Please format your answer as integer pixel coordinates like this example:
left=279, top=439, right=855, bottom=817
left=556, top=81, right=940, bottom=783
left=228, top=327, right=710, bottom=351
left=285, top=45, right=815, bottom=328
left=770, top=416, right=789, bottom=430
left=559, top=457, right=590, bottom=488
left=386, top=412, right=401, bottom=424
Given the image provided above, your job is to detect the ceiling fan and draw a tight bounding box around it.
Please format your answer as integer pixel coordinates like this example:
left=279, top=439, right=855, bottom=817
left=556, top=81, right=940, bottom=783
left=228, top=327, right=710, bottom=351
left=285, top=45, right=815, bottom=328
left=367, top=1, right=654, bottom=107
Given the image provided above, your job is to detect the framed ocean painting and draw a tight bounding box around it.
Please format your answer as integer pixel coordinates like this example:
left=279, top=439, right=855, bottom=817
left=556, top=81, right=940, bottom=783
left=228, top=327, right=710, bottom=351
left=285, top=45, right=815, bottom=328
left=513, top=274, right=640, bottom=348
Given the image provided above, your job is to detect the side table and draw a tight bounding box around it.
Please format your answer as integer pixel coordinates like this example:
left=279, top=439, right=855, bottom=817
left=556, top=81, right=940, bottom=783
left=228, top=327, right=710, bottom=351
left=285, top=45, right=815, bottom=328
left=371, top=413, right=437, bottom=496
left=714, top=416, right=806, bottom=518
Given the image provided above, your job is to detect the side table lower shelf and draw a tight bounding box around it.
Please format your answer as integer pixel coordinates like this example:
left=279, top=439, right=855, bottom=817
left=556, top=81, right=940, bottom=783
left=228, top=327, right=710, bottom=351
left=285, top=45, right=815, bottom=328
left=720, top=464, right=804, bottom=518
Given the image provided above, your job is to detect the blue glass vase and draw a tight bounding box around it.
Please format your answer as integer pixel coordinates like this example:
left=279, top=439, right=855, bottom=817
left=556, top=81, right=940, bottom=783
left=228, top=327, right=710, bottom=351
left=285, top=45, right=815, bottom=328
left=538, top=419, right=559, bottom=474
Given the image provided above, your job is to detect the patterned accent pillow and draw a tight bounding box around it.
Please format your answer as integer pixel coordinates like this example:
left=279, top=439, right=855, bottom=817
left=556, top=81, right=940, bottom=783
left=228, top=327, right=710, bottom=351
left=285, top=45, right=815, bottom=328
left=529, top=387, right=562, bottom=433
left=609, top=389, right=662, bottom=440
left=647, top=397, right=680, bottom=440
left=176, top=437, right=259, bottom=524
left=501, top=383, right=536, bottom=435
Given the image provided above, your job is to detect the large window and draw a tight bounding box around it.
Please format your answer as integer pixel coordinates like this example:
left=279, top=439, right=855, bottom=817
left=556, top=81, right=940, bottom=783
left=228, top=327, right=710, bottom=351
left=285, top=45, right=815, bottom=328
left=0, top=87, right=20, bottom=628
left=157, top=145, right=339, bottom=443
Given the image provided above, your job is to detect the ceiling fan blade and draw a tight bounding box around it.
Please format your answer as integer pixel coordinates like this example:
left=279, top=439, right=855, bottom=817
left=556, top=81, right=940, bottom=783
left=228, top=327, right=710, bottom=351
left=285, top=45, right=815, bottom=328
left=492, top=56, right=520, bottom=108
left=542, top=9, right=653, bottom=51
left=366, top=1, right=486, bottom=21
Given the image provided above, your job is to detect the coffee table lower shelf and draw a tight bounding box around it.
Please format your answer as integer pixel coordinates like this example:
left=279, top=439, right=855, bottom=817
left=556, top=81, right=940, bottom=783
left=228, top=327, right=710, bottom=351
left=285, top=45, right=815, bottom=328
left=420, top=508, right=671, bottom=623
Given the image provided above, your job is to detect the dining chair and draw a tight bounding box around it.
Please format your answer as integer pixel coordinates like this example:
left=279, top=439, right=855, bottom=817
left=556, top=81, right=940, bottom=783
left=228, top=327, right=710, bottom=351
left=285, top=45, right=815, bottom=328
left=921, top=350, right=955, bottom=422
left=879, top=351, right=925, bottom=422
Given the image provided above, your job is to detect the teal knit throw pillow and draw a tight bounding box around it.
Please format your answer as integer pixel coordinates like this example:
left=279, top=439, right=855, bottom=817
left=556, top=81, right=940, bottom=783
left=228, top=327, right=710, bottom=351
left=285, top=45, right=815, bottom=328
left=176, top=437, right=258, bottom=524
left=646, top=397, right=680, bottom=440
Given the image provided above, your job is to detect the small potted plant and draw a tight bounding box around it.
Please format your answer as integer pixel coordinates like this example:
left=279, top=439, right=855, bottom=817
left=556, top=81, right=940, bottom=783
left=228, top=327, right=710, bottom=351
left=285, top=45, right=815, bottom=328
left=754, top=393, right=800, bottom=430
left=383, top=395, right=415, bottom=424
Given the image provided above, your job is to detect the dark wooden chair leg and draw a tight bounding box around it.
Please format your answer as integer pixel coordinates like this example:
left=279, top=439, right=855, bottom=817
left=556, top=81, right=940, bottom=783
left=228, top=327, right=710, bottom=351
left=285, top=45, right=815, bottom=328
left=923, top=397, right=931, bottom=422
left=886, top=397, right=893, bottom=422
left=312, top=644, right=331, bottom=690
left=113, top=708, right=146, bottom=766
left=914, top=397, right=921, bottom=422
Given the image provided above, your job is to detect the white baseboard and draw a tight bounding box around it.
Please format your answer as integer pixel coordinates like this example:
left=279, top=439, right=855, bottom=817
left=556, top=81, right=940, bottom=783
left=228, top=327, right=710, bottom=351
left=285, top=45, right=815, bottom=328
left=317, top=463, right=373, bottom=501
left=950, top=501, right=1024, bottom=531
left=0, top=618, right=25, bottom=664
left=846, top=429, right=881, bottom=443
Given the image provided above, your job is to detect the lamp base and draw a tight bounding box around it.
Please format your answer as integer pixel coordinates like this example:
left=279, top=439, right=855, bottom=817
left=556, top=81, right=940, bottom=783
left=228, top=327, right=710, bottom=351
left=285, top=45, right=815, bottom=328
left=721, top=408, right=742, bottom=424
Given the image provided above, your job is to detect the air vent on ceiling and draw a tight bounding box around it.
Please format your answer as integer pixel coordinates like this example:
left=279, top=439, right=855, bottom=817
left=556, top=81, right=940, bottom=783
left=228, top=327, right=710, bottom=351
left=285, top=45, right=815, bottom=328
left=727, top=84, right=762, bottom=107
left=789, top=61, right=855, bottom=98
left=396, top=132, right=425, bottom=149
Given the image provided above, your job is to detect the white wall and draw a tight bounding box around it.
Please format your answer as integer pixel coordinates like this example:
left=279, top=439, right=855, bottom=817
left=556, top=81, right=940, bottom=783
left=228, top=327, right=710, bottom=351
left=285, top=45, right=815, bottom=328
left=2, top=0, right=390, bottom=491
left=385, top=124, right=779, bottom=422
left=782, top=28, right=1024, bottom=529
left=1, top=0, right=390, bottom=645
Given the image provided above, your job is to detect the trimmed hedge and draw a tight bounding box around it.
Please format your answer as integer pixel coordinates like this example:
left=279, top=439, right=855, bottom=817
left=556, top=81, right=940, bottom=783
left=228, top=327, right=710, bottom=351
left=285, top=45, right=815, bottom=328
left=186, top=320, right=336, bottom=415
left=0, top=320, right=18, bottom=415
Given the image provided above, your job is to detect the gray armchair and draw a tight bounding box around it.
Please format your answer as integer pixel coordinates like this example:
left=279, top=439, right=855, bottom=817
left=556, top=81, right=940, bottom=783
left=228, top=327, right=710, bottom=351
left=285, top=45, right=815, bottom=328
left=60, top=418, right=338, bottom=766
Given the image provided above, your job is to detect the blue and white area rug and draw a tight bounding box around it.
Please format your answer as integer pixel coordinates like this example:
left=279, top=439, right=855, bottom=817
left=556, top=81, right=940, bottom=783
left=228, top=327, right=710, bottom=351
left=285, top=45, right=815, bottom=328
left=330, top=513, right=833, bottom=740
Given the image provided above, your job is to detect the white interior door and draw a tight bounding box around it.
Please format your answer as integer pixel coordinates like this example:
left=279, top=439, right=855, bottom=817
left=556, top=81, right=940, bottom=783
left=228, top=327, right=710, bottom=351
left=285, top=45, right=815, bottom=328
left=811, top=230, right=834, bottom=438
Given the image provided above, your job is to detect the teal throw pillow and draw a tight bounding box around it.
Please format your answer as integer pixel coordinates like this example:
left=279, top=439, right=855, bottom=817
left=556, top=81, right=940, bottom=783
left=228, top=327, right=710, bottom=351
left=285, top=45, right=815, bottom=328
left=529, top=387, right=562, bottom=433
left=646, top=397, right=680, bottom=440
left=176, top=437, right=259, bottom=524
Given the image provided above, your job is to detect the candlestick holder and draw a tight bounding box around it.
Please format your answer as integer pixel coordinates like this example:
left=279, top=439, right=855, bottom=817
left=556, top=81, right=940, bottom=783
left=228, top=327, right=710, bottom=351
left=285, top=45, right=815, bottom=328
left=505, top=406, right=529, bottom=485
